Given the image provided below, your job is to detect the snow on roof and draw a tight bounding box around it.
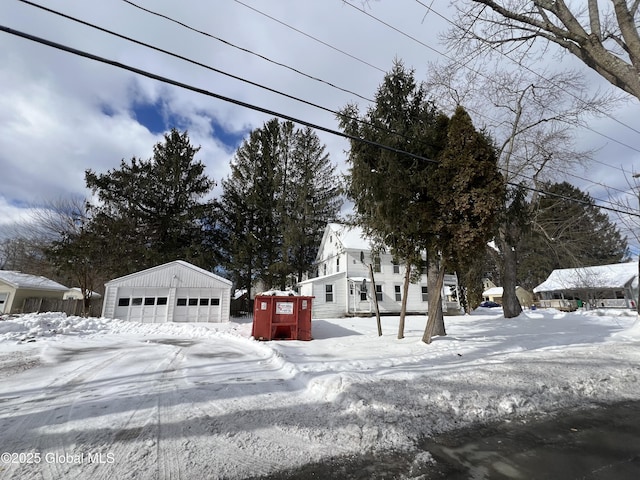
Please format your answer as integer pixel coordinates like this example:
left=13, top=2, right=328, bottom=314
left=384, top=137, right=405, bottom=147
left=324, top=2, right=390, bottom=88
left=327, top=223, right=372, bottom=250
left=0, top=270, right=68, bottom=291
left=533, top=263, right=638, bottom=293
left=483, top=287, right=503, bottom=296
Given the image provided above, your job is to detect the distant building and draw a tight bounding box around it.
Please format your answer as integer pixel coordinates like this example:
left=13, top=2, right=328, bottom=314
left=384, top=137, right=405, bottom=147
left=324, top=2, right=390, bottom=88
left=482, top=286, right=534, bottom=308
left=0, top=271, right=68, bottom=314
left=533, top=263, right=638, bottom=310
left=298, top=223, right=461, bottom=318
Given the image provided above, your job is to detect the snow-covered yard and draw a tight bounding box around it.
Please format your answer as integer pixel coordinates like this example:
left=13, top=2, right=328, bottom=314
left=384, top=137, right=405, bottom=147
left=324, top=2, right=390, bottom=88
left=1, top=308, right=639, bottom=479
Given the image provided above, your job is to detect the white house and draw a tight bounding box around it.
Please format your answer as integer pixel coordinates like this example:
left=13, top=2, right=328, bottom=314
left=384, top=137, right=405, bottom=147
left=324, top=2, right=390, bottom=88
left=0, top=271, right=68, bottom=314
left=298, top=223, right=461, bottom=318
left=102, top=260, right=232, bottom=323
left=64, top=287, right=102, bottom=301
left=534, top=262, right=638, bottom=310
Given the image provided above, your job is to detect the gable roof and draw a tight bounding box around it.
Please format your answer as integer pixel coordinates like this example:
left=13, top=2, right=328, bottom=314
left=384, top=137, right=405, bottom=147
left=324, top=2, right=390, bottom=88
left=0, top=270, right=68, bottom=291
left=327, top=223, right=371, bottom=250
left=105, top=260, right=232, bottom=287
left=533, top=263, right=638, bottom=293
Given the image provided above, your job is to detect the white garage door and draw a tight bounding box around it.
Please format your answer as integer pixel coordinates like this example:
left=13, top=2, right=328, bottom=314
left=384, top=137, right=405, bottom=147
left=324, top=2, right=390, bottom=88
left=114, top=288, right=170, bottom=323
left=173, top=288, right=222, bottom=323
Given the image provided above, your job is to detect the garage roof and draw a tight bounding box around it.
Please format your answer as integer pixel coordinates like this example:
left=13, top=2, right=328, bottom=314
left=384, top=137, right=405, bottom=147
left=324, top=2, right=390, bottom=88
left=0, top=270, right=68, bottom=291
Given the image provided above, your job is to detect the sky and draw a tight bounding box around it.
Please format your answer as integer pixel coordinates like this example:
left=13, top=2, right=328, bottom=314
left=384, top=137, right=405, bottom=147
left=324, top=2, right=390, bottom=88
left=0, top=309, right=639, bottom=478
left=1, top=1, right=640, bottom=251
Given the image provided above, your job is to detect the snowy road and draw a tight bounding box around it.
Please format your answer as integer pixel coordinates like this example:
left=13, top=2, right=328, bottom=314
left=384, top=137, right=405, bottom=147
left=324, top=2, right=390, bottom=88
left=1, top=310, right=640, bottom=479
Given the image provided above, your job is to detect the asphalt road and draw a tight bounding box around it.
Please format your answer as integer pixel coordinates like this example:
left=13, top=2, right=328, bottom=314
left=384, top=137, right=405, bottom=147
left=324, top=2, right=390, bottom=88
left=258, top=400, right=640, bottom=480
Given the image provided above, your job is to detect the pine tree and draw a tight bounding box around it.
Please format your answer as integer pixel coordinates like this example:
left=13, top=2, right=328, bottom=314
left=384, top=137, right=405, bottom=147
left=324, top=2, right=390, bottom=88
left=84, top=129, right=215, bottom=277
left=517, top=182, right=629, bottom=290
left=217, top=119, right=342, bottom=296
left=338, top=60, right=449, bottom=339
left=433, top=107, right=505, bottom=316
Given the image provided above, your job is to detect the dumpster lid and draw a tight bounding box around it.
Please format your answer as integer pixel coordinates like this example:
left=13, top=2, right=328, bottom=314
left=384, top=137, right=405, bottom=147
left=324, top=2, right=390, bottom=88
left=256, top=289, right=298, bottom=297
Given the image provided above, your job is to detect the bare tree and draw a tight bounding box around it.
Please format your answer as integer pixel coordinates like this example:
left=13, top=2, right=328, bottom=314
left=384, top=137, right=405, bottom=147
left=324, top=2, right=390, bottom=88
left=452, top=1, right=640, bottom=101
left=426, top=63, right=605, bottom=317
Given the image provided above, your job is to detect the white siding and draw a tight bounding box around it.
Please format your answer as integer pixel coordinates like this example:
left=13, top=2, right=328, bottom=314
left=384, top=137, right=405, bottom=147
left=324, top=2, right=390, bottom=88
left=103, top=261, right=231, bottom=323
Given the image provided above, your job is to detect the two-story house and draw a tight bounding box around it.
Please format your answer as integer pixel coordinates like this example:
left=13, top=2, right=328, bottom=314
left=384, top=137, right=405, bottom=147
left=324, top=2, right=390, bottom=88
left=298, top=223, right=461, bottom=318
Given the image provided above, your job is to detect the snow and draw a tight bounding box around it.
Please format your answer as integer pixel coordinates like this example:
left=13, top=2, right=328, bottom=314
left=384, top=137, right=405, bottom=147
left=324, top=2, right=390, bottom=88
left=1, top=308, right=640, bottom=478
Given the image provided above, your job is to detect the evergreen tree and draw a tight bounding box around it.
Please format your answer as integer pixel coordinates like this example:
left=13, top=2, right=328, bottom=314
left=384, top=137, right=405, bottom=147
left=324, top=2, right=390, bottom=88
left=517, top=182, right=629, bottom=290
left=217, top=119, right=342, bottom=296
left=433, top=107, right=505, bottom=314
left=84, top=129, right=215, bottom=277
left=338, top=60, right=449, bottom=339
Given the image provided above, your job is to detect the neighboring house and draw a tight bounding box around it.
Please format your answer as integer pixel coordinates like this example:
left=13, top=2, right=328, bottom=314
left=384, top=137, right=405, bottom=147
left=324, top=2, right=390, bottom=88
left=482, top=286, right=534, bottom=308
left=533, top=262, right=638, bottom=310
left=63, top=287, right=102, bottom=301
left=0, top=270, right=68, bottom=314
left=297, top=223, right=461, bottom=318
left=102, top=260, right=232, bottom=323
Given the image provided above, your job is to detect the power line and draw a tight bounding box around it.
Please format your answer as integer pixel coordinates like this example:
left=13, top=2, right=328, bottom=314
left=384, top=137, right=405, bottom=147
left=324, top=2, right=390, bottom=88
left=233, top=0, right=385, bottom=74
left=2, top=24, right=639, bottom=221
left=120, top=0, right=374, bottom=103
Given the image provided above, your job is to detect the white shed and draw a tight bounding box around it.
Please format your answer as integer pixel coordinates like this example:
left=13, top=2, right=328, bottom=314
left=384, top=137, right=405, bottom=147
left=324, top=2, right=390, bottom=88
left=102, top=260, right=232, bottom=323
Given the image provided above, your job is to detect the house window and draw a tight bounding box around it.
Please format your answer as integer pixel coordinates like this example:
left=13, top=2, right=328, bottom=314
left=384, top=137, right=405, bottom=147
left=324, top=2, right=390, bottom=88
left=177, top=298, right=187, bottom=306
left=144, top=297, right=155, bottom=306
left=132, top=297, right=143, bottom=306
left=336, top=257, right=340, bottom=272
left=323, top=263, right=327, bottom=276
left=376, top=285, right=383, bottom=302
left=325, top=284, right=334, bottom=302
left=360, top=286, right=367, bottom=301
left=118, top=298, right=130, bottom=307
left=393, top=262, right=400, bottom=274
left=188, top=298, right=198, bottom=306
left=421, top=286, right=428, bottom=302
left=211, top=298, right=220, bottom=306
left=157, top=297, right=168, bottom=305
left=373, top=257, right=381, bottom=273
left=199, top=298, right=209, bottom=306
left=395, top=285, right=402, bottom=301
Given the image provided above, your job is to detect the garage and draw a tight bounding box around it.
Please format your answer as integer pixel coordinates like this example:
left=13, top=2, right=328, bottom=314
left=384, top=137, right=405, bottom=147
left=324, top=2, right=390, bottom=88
left=102, top=260, right=232, bottom=323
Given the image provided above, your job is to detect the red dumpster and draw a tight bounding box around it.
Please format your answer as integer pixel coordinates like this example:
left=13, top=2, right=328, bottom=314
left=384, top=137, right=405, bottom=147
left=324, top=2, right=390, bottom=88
left=251, top=294, right=314, bottom=341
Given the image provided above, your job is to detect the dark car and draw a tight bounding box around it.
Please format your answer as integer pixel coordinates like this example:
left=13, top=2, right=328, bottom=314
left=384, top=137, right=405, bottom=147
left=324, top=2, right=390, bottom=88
left=479, top=301, right=501, bottom=308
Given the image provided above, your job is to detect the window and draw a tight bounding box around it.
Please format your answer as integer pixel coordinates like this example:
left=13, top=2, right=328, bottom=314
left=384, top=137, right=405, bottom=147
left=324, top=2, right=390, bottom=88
left=144, top=297, right=155, bottom=306
left=177, top=298, right=187, bottom=306
left=118, top=298, right=130, bottom=307
left=393, top=262, right=400, bottom=274
left=421, top=286, right=428, bottom=302
left=132, top=297, right=143, bottom=306
left=376, top=285, right=383, bottom=302
left=198, top=298, right=209, bottom=306
left=157, top=297, right=168, bottom=305
left=325, top=284, right=334, bottom=302
left=211, top=298, right=220, bottom=306
left=360, top=287, right=367, bottom=301
left=323, top=264, right=327, bottom=276
left=336, top=257, right=340, bottom=272
left=188, top=298, right=198, bottom=306
left=373, top=256, right=381, bottom=273
left=395, top=285, right=402, bottom=301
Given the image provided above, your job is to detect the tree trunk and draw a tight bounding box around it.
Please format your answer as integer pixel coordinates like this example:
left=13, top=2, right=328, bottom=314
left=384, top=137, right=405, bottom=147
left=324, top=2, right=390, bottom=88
left=423, top=256, right=446, bottom=344
left=499, top=230, right=523, bottom=318
left=398, top=262, right=412, bottom=339
left=369, top=264, right=382, bottom=336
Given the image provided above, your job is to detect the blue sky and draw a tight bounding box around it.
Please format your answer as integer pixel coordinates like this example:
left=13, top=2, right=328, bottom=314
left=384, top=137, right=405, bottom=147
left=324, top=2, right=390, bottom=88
left=1, top=0, right=639, bottom=254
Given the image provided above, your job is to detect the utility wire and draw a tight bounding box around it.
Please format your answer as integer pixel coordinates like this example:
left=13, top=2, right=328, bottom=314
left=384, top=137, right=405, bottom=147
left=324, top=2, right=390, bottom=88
left=233, top=0, right=385, bottom=74
left=120, top=0, right=374, bottom=103
left=2, top=24, right=639, bottom=220
left=411, top=0, right=640, bottom=139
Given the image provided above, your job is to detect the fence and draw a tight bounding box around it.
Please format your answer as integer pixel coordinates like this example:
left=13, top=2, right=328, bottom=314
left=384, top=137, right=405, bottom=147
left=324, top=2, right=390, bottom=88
left=21, top=297, right=103, bottom=317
